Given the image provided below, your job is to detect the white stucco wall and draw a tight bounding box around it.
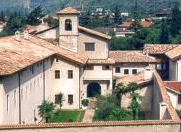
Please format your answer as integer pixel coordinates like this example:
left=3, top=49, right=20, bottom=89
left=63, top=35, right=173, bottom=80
left=36, top=27, right=59, bottom=39
left=113, top=63, right=149, bottom=78
left=78, top=32, right=109, bottom=59
left=166, top=89, right=178, bottom=108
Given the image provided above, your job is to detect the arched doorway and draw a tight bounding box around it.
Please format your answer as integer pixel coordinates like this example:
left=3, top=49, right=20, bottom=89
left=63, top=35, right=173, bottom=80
left=87, top=82, right=101, bottom=97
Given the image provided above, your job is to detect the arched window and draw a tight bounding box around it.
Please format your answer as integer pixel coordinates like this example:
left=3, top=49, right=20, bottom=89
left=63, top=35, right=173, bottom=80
left=65, top=19, right=72, bottom=31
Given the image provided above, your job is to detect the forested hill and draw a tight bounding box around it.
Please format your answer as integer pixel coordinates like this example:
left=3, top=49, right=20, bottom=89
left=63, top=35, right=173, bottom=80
left=0, top=0, right=179, bottom=14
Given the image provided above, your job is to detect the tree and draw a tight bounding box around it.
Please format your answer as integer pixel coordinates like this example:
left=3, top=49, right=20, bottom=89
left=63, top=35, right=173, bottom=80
left=128, top=92, right=142, bottom=120
left=27, top=6, right=45, bottom=26
left=159, top=19, right=169, bottom=44
left=103, top=14, right=111, bottom=27
left=3, top=12, right=27, bottom=35
left=170, top=4, right=181, bottom=37
left=127, top=82, right=141, bottom=93
left=0, top=11, right=5, bottom=22
left=113, top=83, right=127, bottom=106
left=56, top=92, right=63, bottom=109
left=79, top=9, right=91, bottom=26
left=38, top=100, right=55, bottom=123
left=87, top=18, right=103, bottom=29
left=112, top=4, right=122, bottom=26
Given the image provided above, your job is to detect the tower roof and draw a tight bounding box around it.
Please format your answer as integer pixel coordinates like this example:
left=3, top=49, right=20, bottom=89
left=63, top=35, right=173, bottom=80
left=57, top=7, right=80, bottom=15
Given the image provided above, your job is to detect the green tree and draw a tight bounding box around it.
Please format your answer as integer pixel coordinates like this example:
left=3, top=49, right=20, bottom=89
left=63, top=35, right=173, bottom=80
left=112, top=4, right=122, bottom=26
left=27, top=6, right=45, bottom=26
left=159, top=19, right=169, bottom=44
left=79, top=9, right=91, bottom=26
left=38, top=100, right=55, bottom=123
left=127, top=82, right=141, bottom=93
left=113, top=83, right=127, bottom=106
left=128, top=93, right=142, bottom=120
left=87, top=18, right=103, bottom=29
left=103, top=14, right=111, bottom=27
left=3, top=12, right=27, bottom=35
left=0, top=11, right=5, bottom=22
left=56, top=92, right=63, bottom=109
left=170, top=4, right=181, bottom=37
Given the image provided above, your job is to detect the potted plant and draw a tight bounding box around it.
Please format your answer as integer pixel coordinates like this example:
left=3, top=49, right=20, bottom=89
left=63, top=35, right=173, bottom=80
left=81, top=99, right=89, bottom=109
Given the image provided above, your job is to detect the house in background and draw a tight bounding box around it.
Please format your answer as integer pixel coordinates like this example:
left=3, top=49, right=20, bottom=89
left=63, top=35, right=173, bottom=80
left=0, top=21, right=6, bottom=32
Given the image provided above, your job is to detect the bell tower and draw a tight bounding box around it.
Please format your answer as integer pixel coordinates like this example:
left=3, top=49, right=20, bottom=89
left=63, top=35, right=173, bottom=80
left=57, top=7, right=80, bottom=53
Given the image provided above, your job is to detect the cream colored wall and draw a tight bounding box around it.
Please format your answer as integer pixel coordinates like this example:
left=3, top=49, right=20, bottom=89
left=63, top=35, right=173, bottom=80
left=113, top=63, right=149, bottom=78
left=78, top=32, right=109, bottom=59
left=121, top=84, right=152, bottom=112
left=81, top=65, right=113, bottom=99
left=51, top=57, right=80, bottom=109
left=166, top=89, right=178, bottom=108
left=36, top=27, right=59, bottom=39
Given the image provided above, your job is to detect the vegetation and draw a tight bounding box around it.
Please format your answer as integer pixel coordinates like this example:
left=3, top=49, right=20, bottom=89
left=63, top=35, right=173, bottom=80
left=38, top=100, right=55, bottom=123
left=82, top=99, right=89, bottom=107
left=49, top=110, right=85, bottom=123
left=56, top=92, right=64, bottom=109
left=27, top=6, right=45, bottom=26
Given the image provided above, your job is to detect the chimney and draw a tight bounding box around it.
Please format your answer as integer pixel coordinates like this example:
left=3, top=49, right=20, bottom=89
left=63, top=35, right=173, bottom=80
left=15, top=31, right=21, bottom=41
left=23, top=30, right=29, bottom=39
left=159, top=102, right=167, bottom=119
left=144, top=67, right=153, bottom=80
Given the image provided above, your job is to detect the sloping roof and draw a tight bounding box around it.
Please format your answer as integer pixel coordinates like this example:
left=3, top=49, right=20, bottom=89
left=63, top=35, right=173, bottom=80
left=165, top=45, right=181, bottom=60
left=116, top=71, right=152, bottom=86
left=119, top=21, right=153, bottom=28
left=78, top=26, right=111, bottom=40
left=144, top=44, right=179, bottom=55
left=0, top=35, right=88, bottom=76
left=164, top=81, right=181, bottom=94
left=57, top=7, right=80, bottom=15
left=87, top=58, right=115, bottom=64
left=109, top=51, right=157, bottom=63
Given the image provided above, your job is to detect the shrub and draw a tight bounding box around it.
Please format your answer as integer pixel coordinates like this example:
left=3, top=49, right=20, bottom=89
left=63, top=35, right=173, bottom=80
left=82, top=99, right=89, bottom=106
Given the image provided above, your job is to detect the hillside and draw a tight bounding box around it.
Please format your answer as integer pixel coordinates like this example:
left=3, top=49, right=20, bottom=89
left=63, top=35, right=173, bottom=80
left=0, top=0, right=179, bottom=14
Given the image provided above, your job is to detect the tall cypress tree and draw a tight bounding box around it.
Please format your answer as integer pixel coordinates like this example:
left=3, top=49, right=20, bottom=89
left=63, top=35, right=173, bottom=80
left=159, top=19, right=169, bottom=44
left=113, top=4, right=122, bottom=26
left=0, top=11, right=5, bottom=22
left=170, top=4, right=181, bottom=37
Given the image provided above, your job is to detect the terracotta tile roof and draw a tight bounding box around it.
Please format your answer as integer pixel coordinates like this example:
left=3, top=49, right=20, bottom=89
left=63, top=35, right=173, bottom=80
left=119, top=22, right=132, bottom=28
left=164, top=81, right=181, bottom=94
left=144, top=44, right=178, bottom=55
left=57, top=7, right=80, bottom=15
left=110, top=51, right=157, bottom=63
left=116, top=71, right=152, bottom=86
left=119, top=21, right=153, bottom=28
left=78, top=26, right=111, bottom=40
left=165, top=45, right=181, bottom=60
left=0, top=35, right=88, bottom=76
left=0, top=120, right=179, bottom=130
left=153, top=70, right=180, bottom=122
left=25, top=24, right=51, bottom=34
left=87, top=58, right=115, bottom=64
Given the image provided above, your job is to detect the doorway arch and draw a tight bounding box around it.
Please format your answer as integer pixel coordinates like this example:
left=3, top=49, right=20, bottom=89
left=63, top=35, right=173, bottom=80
left=87, top=82, right=101, bottom=97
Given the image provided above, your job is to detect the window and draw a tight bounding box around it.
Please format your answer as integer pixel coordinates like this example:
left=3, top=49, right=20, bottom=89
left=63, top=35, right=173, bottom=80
left=102, top=65, right=110, bottom=70
left=132, top=69, right=137, bottom=74
left=85, top=43, right=95, bottom=51
left=65, top=19, right=72, bottom=31
left=30, top=66, right=34, bottom=74
left=178, top=95, right=181, bottom=104
left=7, top=95, right=9, bottom=112
left=68, top=95, right=73, bottom=105
left=124, top=69, right=129, bottom=75
left=157, top=64, right=162, bottom=70
left=55, top=58, right=59, bottom=62
left=85, top=65, right=94, bottom=70
left=68, top=70, right=73, bottom=79
left=55, top=95, right=59, bottom=104
left=115, top=67, right=120, bottom=73
left=55, top=70, right=60, bottom=79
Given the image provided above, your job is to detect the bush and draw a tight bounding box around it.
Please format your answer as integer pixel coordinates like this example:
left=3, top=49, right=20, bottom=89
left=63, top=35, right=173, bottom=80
left=176, top=109, right=181, bottom=118
left=82, top=99, right=89, bottom=106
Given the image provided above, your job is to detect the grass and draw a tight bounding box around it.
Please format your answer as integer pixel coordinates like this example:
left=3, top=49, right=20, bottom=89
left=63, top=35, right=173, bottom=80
left=49, top=110, right=85, bottom=123
left=93, top=110, right=146, bottom=121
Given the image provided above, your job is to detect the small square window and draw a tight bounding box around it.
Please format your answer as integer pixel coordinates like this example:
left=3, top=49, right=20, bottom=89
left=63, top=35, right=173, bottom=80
left=68, top=95, right=73, bottom=105
left=68, top=70, right=73, bottom=79
left=115, top=67, right=120, bottom=73
left=86, top=65, right=94, bottom=70
left=132, top=69, right=137, bottom=74
left=102, top=65, right=110, bottom=70
left=124, top=69, right=129, bottom=75
left=55, top=70, right=60, bottom=79
left=85, top=43, right=95, bottom=51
